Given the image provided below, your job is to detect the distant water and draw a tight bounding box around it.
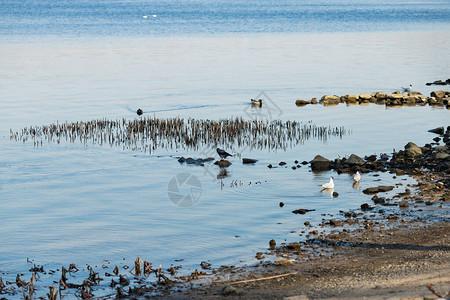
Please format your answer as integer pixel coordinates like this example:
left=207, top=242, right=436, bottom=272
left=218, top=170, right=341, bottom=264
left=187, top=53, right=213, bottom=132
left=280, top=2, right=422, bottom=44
left=1, top=0, right=450, bottom=37
left=0, top=0, right=449, bottom=297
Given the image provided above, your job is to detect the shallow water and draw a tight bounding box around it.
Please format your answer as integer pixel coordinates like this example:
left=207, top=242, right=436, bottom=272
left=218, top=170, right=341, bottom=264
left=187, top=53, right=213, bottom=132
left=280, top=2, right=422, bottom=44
left=1, top=0, right=450, bottom=297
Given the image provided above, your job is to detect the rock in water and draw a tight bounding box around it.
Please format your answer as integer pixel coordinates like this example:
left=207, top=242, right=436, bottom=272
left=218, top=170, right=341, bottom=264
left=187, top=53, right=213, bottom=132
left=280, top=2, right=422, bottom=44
left=399, top=200, right=409, bottom=208
left=428, top=127, right=444, bottom=135
left=242, top=158, right=258, bottom=164
left=430, top=90, right=446, bottom=100
left=346, top=154, right=365, bottom=166
left=404, top=142, right=422, bottom=157
left=311, top=155, right=331, bottom=171
left=269, top=239, right=276, bottom=249
left=214, top=160, right=232, bottom=168
left=296, top=99, right=311, bottom=106
left=292, top=209, right=315, bottom=214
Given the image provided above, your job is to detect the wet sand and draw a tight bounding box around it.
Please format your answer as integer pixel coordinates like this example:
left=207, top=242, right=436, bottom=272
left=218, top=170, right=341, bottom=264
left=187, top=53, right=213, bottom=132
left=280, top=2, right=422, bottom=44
left=179, top=221, right=449, bottom=299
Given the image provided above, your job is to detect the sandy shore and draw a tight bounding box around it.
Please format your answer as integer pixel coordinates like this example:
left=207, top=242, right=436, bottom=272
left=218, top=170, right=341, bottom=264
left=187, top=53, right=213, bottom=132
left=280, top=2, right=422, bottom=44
left=176, top=221, right=449, bottom=299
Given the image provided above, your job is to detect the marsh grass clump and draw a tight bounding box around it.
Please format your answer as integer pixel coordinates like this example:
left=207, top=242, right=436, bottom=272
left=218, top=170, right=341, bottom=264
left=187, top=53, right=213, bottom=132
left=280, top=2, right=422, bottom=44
left=11, top=117, right=349, bottom=153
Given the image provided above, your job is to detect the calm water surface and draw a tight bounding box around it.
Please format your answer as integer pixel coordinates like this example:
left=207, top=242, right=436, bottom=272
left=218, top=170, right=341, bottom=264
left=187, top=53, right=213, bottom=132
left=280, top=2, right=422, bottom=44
left=0, top=0, right=449, bottom=296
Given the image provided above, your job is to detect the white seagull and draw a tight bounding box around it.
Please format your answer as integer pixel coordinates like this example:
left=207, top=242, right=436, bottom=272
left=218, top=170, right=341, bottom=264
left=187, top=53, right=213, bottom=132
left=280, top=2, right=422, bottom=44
left=401, top=84, right=412, bottom=93
left=353, top=171, right=361, bottom=182
left=319, top=177, right=334, bottom=189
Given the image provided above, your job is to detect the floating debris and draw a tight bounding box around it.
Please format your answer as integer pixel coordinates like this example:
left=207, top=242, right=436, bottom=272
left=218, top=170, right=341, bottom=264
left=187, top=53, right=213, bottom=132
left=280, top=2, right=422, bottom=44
left=10, top=117, right=349, bottom=154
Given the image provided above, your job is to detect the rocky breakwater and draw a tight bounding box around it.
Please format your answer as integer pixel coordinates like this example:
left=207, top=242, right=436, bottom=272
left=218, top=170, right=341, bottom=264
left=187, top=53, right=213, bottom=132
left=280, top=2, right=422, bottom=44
left=296, top=90, right=450, bottom=107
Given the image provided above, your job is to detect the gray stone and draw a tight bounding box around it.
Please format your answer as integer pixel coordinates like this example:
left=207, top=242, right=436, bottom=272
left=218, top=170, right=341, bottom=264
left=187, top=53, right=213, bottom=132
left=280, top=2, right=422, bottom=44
left=435, top=152, right=450, bottom=160
left=404, top=142, right=422, bottom=157
left=311, top=155, right=331, bottom=171
left=346, top=154, right=365, bottom=166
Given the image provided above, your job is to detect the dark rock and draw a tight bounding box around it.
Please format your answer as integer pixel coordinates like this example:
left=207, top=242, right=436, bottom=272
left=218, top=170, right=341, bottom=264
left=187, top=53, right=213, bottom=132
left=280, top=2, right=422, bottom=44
left=242, top=158, right=258, bottom=164
left=304, top=221, right=310, bottom=226
left=372, top=196, right=386, bottom=205
left=137, top=108, right=143, bottom=116
left=179, top=156, right=214, bottom=166
left=269, top=239, right=276, bottom=249
left=399, top=200, right=409, bottom=208
left=292, top=209, right=315, bottom=214
left=214, top=160, right=232, bottom=168
left=279, top=202, right=284, bottom=208
left=329, top=219, right=341, bottom=226
left=294, top=160, right=299, bottom=164
left=363, top=187, right=380, bottom=194
left=361, top=203, right=373, bottom=211
left=378, top=185, right=394, bottom=192
left=295, top=99, right=311, bottom=106
left=404, top=142, right=422, bottom=157
left=311, top=155, right=331, bottom=171
left=428, top=127, right=444, bottom=135
left=332, top=192, right=339, bottom=197
left=365, top=154, right=377, bottom=162
left=292, top=166, right=297, bottom=170
left=279, top=161, right=287, bottom=166
left=346, top=154, right=365, bottom=166
left=268, top=164, right=273, bottom=168
left=301, top=161, right=309, bottom=165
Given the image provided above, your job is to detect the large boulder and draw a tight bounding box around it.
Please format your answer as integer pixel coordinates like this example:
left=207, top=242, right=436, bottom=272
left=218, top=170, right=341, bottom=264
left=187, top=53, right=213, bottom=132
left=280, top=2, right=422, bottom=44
left=311, top=155, right=332, bottom=171
left=404, top=142, right=422, bottom=157
left=346, top=154, right=365, bottom=166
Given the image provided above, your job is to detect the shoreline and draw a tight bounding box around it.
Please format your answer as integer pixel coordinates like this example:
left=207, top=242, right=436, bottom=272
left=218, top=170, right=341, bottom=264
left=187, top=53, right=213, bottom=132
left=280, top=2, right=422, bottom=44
left=180, top=222, right=449, bottom=299
left=169, top=127, right=450, bottom=299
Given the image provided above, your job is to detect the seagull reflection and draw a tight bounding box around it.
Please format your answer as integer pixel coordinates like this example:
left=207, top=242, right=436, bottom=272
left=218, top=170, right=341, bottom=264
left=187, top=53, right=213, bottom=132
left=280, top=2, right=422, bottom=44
left=353, top=181, right=361, bottom=190
left=320, top=188, right=334, bottom=198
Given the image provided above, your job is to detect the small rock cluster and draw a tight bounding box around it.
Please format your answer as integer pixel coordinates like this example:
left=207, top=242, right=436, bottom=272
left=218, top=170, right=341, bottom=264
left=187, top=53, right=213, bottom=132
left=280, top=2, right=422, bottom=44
left=310, top=126, right=450, bottom=176
left=426, top=78, right=450, bottom=86
left=296, top=90, right=450, bottom=107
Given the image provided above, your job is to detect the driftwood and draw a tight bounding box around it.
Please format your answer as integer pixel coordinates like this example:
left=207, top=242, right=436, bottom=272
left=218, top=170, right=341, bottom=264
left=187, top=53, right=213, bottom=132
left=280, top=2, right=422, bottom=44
left=227, top=272, right=298, bottom=285
left=427, top=283, right=450, bottom=298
